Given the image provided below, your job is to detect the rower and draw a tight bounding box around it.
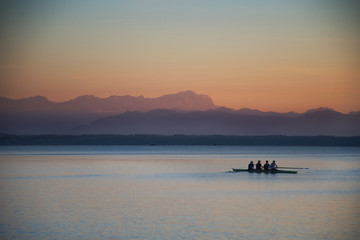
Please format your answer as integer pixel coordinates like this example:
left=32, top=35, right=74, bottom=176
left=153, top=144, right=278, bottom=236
left=270, top=160, right=278, bottom=170
left=264, top=160, right=270, bottom=170
left=256, top=160, right=262, bottom=170
left=248, top=161, right=254, bottom=170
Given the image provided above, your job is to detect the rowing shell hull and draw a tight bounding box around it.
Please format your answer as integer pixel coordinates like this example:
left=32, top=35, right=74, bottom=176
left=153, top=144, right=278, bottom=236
left=232, top=169, right=297, bottom=174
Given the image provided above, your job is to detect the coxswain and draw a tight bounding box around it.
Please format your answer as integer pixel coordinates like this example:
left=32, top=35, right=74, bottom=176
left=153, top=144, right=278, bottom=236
left=270, top=160, right=278, bottom=170
left=256, top=160, right=262, bottom=170
left=248, top=161, right=254, bottom=170
left=264, top=160, right=270, bottom=170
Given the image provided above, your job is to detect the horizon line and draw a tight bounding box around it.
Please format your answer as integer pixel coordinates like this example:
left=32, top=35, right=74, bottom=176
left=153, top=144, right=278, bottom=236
left=1, top=90, right=359, bottom=114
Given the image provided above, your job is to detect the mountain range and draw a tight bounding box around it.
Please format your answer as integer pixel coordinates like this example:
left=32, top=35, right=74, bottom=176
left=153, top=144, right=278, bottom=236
left=1, top=91, right=359, bottom=136
left=0, top=90, right=216, bottom=114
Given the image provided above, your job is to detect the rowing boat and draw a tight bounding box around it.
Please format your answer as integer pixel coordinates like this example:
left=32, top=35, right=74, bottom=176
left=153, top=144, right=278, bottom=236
left=232, top=168, right=297, bottom=174
left=232, top=169, right=297, bottom=174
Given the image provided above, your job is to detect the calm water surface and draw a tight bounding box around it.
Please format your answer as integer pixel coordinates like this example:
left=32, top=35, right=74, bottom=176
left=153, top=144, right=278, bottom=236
left=0, top=146, right=359, bottom=240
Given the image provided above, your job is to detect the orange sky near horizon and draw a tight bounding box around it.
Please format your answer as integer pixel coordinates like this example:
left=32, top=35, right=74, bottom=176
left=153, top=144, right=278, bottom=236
left=0, top=0, right=359, bottom=113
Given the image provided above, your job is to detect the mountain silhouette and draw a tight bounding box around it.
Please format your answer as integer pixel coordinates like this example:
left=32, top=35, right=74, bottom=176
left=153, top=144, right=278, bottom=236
left=0, top=91, right=216, bottom=134
left=1, top=92, right=359, bottom=136
left=72, top=108, right=360, bottom=136
left=0, top=91, right=216, bottom=114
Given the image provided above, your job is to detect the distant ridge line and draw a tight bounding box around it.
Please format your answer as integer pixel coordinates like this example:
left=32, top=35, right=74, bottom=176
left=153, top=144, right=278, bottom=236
left=1, top=91, right=358, bottom=114
left=1, top=91, right=359, bottom=135
left=0, top=90, right=217, bottom=112
left=1, top=135, right=359, bottom=146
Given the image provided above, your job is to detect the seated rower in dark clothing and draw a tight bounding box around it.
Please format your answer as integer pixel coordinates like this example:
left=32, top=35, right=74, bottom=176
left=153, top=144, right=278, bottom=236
left=256, top=160, right=262, bottom=170
left=248, top=161, right=254, bottom=170
left=264, top=160, right=270, bottom=170
left=270, top=160, right=278, bottom=170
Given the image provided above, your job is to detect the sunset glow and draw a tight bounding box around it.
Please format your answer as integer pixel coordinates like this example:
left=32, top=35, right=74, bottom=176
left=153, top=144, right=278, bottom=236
left=1, top=0, right=359, bottom=113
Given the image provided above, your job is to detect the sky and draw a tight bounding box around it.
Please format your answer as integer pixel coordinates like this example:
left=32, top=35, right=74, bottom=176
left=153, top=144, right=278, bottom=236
left=0, top=0, right=359, bottom=113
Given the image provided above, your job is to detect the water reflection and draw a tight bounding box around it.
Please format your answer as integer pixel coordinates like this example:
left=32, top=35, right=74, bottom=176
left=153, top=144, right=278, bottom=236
left=0, top=146, right=359, bottom=239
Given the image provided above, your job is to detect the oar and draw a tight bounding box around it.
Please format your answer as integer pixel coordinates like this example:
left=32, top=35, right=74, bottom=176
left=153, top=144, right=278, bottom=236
left=278, top=167, right=309, bottom=170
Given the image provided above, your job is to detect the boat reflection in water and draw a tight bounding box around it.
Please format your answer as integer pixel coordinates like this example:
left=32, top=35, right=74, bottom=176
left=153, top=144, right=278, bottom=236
left=232, top=168, right=297, bottom=174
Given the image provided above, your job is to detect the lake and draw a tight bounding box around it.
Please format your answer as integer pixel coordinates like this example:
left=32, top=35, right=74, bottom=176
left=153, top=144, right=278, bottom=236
left=0, top=146, right=359, bottom=240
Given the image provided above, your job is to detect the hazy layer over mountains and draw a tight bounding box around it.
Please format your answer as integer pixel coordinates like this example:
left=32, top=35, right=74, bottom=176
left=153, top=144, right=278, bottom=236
left=1, top=91, right=359, bottom=136
left=0, top=91, right=215, bottom=114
